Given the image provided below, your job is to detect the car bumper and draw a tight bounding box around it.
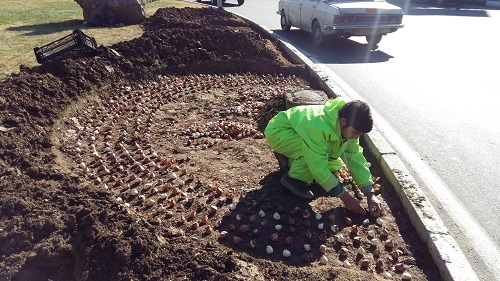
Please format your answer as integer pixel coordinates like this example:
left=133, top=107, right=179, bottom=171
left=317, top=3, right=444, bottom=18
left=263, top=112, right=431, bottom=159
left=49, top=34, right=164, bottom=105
left=323, top=23, right=404, bottom=36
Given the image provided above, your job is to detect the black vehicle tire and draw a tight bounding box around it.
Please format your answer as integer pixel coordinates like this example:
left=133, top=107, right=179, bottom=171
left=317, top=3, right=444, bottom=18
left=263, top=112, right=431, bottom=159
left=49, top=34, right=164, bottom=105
left=238, top=0, right=244, bottom=5
left=366, top=34, right=382, bottom=45
left=312, top=20, right=324, bottom=47
left=280, top=12, right=291, bottom=31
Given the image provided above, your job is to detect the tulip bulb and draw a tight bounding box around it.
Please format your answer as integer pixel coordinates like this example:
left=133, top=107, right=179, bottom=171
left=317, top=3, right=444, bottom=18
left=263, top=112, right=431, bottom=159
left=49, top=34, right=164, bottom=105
left=319, top=255, right=328, bottom=264
left=381, top=272, right=392, bottom=279
left=273, top=212, right=280, bottom=220
left=385, top=239, right=394, bottom=248
left=232, top=236, right=242, bottom=245
left=339, top=247, right=348, bottom=256
left=331, top=225, right=339, bottom=233
left=271, top=233, right=279, bottom=241
left=178, top=216, right=186, bottom=224
left=319, top=244, right=327, bottom=254
left=395, top=263, right=405, bottom=273
left=239, top=225, right=250, bottom=233
left=318, top=234, right=327, bottom=242
left=401, top=272, right=412, bottom=280
left=201, top=215, right=209, bottom=224
left=357, top=247, right=366, bottom=256
left=315, top=213, right=322, bottom=220
left=345, top=217, right=352, bottom=225
left=302, top=210, right=310, bottom=219
left=188, top=210, right=196, bottom=218
left=204, top=226, right=213, bottom=235
left=337, top=234, right=345, bottom=243
left=266, top=245, right=274, bottom=254
left=282, top=249, right=291, bottom=258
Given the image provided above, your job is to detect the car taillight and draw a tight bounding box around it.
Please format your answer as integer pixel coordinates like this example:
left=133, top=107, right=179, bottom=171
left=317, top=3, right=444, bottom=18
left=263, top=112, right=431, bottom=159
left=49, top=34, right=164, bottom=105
left=333, top=15, right=355, bottom=24
left=387, top=15, right=402, bottom=24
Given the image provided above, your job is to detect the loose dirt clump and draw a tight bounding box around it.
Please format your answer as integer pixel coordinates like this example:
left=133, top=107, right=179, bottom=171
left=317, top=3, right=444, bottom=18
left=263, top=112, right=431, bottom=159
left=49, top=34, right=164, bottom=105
left=0, top=7, right=441, bottom=281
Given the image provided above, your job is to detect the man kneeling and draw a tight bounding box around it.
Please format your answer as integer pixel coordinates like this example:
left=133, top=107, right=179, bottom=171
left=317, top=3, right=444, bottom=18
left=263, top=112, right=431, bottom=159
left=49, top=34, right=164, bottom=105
left=264, top=98, right=383, bottom=217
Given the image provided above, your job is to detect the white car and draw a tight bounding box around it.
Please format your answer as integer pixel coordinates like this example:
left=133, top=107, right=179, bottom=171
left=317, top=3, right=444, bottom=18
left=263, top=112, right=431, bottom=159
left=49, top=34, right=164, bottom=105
left=277, top=0, right=404, bottom=46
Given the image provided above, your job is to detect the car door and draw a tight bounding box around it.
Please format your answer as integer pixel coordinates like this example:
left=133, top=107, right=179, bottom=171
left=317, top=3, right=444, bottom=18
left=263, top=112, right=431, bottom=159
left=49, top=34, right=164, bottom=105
left=300, top=0, right=320, bottom=32
left=287, top=0, right=302, bottom=27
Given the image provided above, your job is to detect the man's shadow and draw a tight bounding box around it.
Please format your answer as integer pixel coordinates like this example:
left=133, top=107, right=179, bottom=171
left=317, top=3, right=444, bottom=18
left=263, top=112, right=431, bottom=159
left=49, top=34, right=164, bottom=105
left=216, top=170, right=375, bottom=265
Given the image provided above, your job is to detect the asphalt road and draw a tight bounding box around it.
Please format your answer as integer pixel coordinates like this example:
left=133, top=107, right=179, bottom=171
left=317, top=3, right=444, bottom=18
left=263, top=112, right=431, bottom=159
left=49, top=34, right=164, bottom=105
left=196, top=0, right=500, bottom=279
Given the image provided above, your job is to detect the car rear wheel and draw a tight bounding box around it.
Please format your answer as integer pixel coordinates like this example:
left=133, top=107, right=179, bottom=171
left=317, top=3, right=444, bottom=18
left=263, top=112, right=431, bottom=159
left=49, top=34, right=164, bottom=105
left=366, top=34, right=382, bottom=45
left=312, top=21, right=324, bottom=47
left=237, top=0, right=244, bottom=5
left=280, top=13, right=291, bottom=31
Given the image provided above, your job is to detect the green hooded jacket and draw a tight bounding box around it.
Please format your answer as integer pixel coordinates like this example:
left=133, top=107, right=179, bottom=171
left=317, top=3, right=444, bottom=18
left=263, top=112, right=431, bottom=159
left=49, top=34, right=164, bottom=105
left=265, top=98, right=373, bottom=193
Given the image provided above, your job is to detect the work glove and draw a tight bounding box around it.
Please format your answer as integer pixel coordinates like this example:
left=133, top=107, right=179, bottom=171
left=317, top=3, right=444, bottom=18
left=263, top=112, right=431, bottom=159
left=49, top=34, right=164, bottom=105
left=326, top=182, right=345, bottom=197
left=361, top=185, right=374, bottom=196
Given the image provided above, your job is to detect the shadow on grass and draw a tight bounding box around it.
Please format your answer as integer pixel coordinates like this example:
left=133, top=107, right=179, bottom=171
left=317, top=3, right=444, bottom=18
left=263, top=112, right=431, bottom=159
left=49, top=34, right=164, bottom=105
left=6, top=19, right=84, bottom=36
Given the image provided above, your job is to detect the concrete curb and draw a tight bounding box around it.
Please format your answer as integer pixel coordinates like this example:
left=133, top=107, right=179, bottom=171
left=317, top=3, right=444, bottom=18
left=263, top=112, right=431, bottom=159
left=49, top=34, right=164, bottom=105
left=233, top=14, right=480, bottom=281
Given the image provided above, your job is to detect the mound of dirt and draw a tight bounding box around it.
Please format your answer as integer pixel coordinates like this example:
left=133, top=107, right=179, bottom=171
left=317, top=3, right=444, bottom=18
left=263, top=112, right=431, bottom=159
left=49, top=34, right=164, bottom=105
left=0, top=7, right=441, bottom=281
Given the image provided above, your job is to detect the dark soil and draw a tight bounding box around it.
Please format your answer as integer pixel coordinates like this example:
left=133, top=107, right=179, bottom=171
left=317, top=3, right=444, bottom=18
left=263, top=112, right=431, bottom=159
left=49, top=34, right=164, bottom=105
left=0, top=7, right=441, bottom=281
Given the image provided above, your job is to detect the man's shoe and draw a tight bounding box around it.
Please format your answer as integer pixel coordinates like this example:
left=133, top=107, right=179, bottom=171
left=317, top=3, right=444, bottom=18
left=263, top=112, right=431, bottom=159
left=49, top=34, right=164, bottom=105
left=280, top=173, right=314, bottom=199
left=274, top=152, right=289, bottom=173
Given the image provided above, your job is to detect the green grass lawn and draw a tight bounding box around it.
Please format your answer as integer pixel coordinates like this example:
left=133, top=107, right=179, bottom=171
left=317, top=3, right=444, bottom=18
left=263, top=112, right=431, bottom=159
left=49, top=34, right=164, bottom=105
left=0, top=0, right=201, bottom=80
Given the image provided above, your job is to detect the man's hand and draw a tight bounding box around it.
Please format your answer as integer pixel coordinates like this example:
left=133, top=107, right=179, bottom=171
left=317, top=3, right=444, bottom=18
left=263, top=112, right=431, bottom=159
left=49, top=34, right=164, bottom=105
left=366, top=194, right=383, bottom=217
left=339, top=192, right=366, bottom=215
